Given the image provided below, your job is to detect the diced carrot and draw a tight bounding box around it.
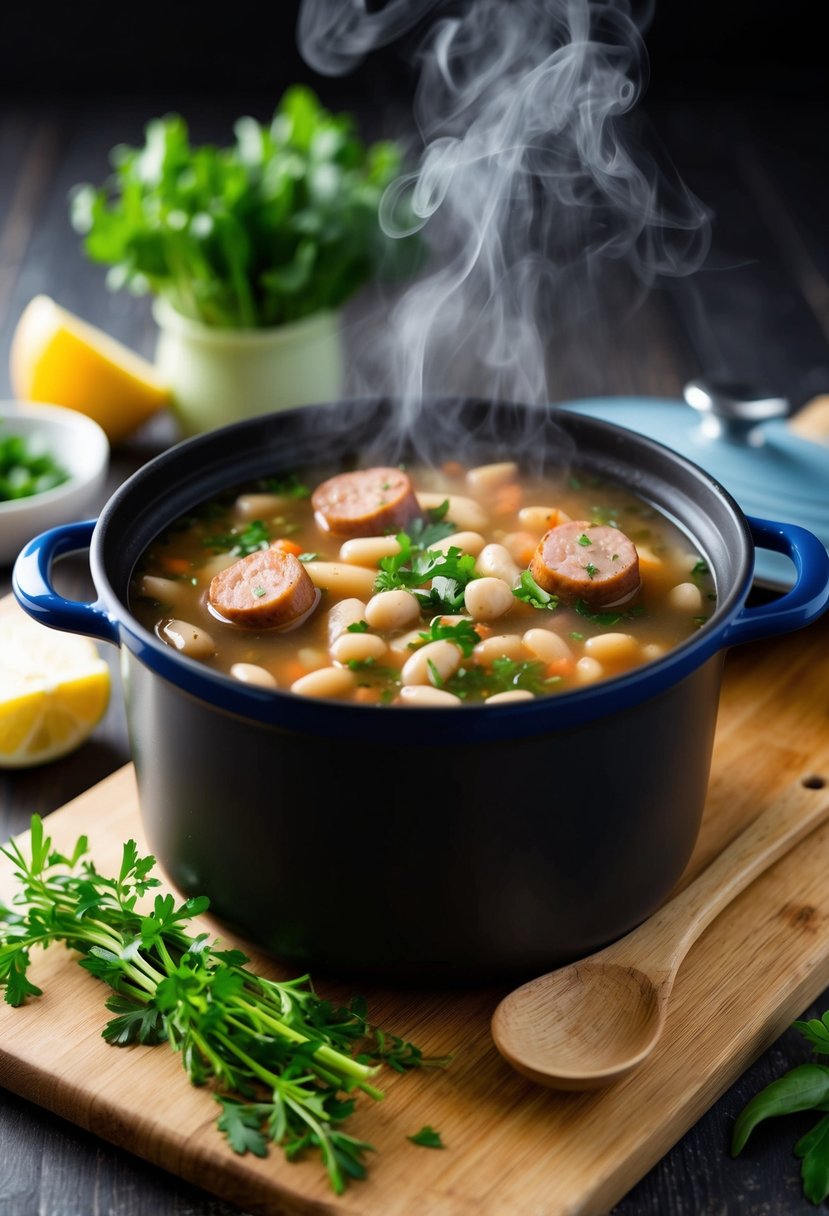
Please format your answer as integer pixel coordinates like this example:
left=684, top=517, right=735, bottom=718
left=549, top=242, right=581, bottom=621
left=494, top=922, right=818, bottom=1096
left=354, top=686, right=381, bottom=704
left=284, top=661, right=308, bottom=685
left=441, top=461, right=465, bottom=478
left=493, top=483, right=523, bottom=515
left=474, top=623, right=494, bottom=640
left=160, top=556, right=191, bottom=575
left=547, top=657, right=575, bottom=678
left=272, top=538, right=304, bottom=557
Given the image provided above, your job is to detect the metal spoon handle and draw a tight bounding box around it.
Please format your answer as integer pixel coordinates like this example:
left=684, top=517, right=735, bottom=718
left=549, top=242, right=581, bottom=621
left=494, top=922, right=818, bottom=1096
left=619, top=776, right=829, bottom=977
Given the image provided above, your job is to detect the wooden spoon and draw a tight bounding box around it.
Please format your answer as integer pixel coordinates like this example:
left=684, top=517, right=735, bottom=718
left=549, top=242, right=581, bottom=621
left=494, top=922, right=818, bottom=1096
left=492, top=777, right=829, bottom=1090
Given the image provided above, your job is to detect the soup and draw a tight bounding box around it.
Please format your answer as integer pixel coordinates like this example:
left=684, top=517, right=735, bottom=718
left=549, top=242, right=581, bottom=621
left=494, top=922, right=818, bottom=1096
left=129, top=460, right=716, bottom=706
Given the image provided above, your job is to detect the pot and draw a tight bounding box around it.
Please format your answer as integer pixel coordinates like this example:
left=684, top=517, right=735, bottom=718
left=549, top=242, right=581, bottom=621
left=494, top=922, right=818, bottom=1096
left=153, top=298, right=344, bottom=437
left=12, top=398, right=829, bottom=982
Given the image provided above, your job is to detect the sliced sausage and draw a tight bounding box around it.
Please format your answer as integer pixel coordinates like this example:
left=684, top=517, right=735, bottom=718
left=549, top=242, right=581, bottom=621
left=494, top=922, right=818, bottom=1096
left=312, top=467, right=422, bottom=538
left=529, top=520, right=640, bottom=607
left=208, top=547, right=318, bottom=629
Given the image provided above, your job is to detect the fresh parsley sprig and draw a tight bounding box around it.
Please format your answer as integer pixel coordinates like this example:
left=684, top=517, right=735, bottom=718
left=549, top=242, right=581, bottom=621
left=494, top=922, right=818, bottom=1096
left=375, top=525, right=478, bottom=615
left=0, top=818, right=446, bottom=1195
left=415, top=618, right=481, bottom=657
left=202, top=519, right=271, bottom=557
left=446, top=657, right=562, bottom=700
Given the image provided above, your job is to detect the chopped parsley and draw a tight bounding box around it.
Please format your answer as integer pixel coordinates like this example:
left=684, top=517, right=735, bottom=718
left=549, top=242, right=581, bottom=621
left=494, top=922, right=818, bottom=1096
left=252, top=586, right=266, bottom=598
left=512, top=571, right=558, bottom=611
left=203, top=519, right=270, bottom=557
left=446, top=657, right=562, bottom=700
left=264, top=472, right=310, bottom=499
left=406, top=499, right=456, bottom=550
left=584, top=563, right=599, bottom=579
left=408, top=1126, right=444, bottom=1149
left=577, top=533, right=592, bottom=547
left=569, top=631, right=585, bottom=641
left=346, top=620, right=370, bottom=633
left=574, top=598, right=645, bottom=627
left=691, top=558, right=710, bottom=577
left=375, top=530, right=477, bottom=615
left=298, top=552, right=321, bottom=563
left=415, top=618, right=480, bottom=657
left=426, top=659, right=443, bottom=687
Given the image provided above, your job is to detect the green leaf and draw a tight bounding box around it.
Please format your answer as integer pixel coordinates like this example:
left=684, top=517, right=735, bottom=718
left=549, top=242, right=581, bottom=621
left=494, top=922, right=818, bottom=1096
left=732, top=1065, right=829, bottom=1155
left=346, top=620, right=370, bottom=634
left=103, top=994, right=167, bottom=1046
left=203, top=519, right=270, bottom=557
left=407, top=1125, right=444, bottom=1148
left=796, top=1113, right=829, bottom=1204
left=512, top=571, right=558, bottom=611
left=2, top=950, right=43, bottom=1006
left=796, top=1014, right=829, bottom=1055
left=416, top=617, right=480, bottom=658
left=216, top=1098, right=269, bottom=1157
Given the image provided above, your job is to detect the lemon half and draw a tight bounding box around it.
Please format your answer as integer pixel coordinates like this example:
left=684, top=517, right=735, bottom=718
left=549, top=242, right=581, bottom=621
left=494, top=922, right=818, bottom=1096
left=0, top=595, right=110, bottom=768
left=10, top=295, right=171, bottom=443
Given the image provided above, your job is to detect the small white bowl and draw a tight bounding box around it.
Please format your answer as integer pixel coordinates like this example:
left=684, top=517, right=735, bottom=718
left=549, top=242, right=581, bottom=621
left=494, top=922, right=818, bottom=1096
left=0, top=401, right=110, bottom=567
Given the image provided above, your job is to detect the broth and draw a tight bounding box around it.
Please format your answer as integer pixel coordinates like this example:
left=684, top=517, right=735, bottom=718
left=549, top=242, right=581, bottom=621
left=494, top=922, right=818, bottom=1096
left=129, top=460, right=716, bottom=706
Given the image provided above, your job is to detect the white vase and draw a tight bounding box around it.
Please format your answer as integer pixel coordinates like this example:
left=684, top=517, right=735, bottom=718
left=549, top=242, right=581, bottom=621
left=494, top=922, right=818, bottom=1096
left=153, top=299, right=344, bottom=437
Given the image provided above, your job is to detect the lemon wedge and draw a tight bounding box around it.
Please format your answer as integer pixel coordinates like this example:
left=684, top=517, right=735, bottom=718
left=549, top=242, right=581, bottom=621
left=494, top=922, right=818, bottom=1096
left=10, top=295, right=171, bottom=444
left=0, top=594, right=110, bottom=768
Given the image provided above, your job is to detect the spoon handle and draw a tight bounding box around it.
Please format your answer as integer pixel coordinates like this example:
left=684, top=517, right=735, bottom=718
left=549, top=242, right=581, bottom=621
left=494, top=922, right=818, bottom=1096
left=625, top=775, right=829, bottom=974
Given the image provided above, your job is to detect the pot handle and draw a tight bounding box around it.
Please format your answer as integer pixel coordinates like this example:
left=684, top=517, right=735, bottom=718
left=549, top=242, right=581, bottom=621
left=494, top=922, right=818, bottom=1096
left=12, top=520, right=120, bottom=646
left=723, top=516, right=829, bottom=647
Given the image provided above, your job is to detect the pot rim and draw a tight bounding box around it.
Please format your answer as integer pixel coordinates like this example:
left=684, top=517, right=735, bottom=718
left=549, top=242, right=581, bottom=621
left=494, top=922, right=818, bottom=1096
left=95, top=397, right=761, bottom=742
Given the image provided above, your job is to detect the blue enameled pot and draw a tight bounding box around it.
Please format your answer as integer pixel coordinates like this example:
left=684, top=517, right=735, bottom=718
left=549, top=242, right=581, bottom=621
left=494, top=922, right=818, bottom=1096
left=12, top=399, right=829, bottom=981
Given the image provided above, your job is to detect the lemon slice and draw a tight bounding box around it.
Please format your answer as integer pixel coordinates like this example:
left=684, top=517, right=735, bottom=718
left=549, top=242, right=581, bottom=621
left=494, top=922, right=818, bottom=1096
left=0, top=595, right=110, bottom=768
left=10, top=294, right=171, bottom=444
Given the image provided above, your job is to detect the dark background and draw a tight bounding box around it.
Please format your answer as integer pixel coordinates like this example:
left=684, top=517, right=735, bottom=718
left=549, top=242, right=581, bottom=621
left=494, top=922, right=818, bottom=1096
left=1, top=4, right=828, bottom=1214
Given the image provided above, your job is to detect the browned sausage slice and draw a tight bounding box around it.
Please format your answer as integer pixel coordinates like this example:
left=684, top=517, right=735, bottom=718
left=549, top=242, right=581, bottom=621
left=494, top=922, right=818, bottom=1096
left=529, top=520, right=640, bottom=607
left=311, top=467, right=422, bottom=538
left=208, top=547, right=319, bottom=629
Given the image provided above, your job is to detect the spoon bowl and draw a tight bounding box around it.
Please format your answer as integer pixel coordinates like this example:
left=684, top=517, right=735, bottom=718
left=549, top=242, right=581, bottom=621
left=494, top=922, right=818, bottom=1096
left=493, top=962, right=668, bottom=1090
left=492, top=778, right=829, bottom=1090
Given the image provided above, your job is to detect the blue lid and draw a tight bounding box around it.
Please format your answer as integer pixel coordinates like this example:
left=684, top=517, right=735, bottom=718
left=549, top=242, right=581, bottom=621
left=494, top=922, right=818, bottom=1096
left=560, top=392, right=829, bottom=589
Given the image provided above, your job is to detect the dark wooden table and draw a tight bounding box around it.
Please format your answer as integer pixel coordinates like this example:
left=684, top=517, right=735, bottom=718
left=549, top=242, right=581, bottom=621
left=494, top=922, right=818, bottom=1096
left=1, top=89, right=827, bottom=1215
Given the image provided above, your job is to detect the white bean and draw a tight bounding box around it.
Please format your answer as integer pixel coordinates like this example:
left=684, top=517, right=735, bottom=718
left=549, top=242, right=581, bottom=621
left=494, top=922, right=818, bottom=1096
left=365, top=589, right=421, bottom=632
left=475, top=543, right=522, bottom=588
left=574, top=655, right=604, bottom=685
left=485, top=689, right=535, bottom=705
left=501, top=531, right=538, bottom=564
left=668, top=582, right=703, bottom=613
left=398, top=685, right=462, bottom=707
left=305, top=561, right=377, bottom=600
left=518, top=505, right=571, bottom=535
left=464, top=577, right=514, bottom=621
left=291, top=666, right=356, bottom=699
left=199, top=553, right=239, bottom=579
left=230, top=662, right=278, bottom=689
left=473, top=634, right=528, bottom=665
left=330, top=632, right=388, bottom=664
left=139, top=575, right=190, bottom=604
left=158, top=619, right=215, bottom=660
left=298, top=647, right=327, bottom=671
left=584, top=632, right=640, bottom=666
left=339, top=536, right=401, bottom=567
left=401, top=639, right=462, bottom=687
left=234, top=492, right=289, bottom=520
left=327, top=598, right=368, bottom=644
left=417, top=491, right=489, bottom=533
left=466, top=462, right=518, bottom=494
left=643, top=642, right=667, bottom=661
left=522, top=628, right=572, bottom=664
left=431, top=530, right=486, bottom=556
left=389, top=628, right=427, bottom=655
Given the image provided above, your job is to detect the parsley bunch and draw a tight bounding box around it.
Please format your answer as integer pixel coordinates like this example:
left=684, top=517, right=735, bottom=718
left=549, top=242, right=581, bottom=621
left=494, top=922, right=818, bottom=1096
left=71, top=87, right=417, bottom=329
left=732, top=1010, right=829, bottom=1204
left=0, top=818, right=444, bottom=1194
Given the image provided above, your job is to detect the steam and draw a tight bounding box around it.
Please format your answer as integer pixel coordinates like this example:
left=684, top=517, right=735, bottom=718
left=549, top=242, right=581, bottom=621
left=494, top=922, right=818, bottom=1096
left=298, top=0, right=710, bottom=427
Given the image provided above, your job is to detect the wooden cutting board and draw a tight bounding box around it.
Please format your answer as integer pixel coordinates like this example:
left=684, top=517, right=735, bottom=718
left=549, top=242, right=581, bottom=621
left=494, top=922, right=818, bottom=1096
left=1, top=614, right=829, bottom=1216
